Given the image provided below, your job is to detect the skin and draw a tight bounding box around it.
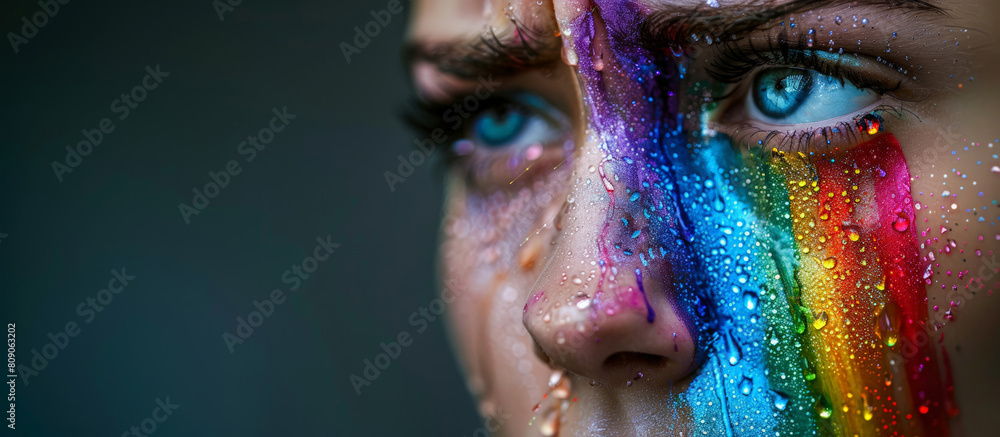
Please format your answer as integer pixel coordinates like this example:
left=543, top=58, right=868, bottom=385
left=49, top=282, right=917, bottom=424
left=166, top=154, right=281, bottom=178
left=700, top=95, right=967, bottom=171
left=408, top=0, right=1000, bottom=435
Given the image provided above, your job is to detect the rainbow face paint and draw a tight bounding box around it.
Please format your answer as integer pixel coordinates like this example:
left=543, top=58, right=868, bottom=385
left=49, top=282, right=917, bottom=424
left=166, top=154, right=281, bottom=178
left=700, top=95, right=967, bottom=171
left=548, top=2, right=957, bottom=435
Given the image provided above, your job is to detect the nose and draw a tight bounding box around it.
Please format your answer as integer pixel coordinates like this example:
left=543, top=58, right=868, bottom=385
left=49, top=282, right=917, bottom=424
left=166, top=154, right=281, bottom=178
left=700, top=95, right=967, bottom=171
left=522, top=1, right=705, bottom=388
left=522, top=143, right=699, bottom=387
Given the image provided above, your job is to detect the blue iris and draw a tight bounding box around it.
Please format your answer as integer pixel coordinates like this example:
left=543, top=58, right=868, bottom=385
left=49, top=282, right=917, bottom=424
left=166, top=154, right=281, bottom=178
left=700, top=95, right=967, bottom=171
left=472, top=106, right=527, bottom=147
left=753, top=68, right=814, bottom=119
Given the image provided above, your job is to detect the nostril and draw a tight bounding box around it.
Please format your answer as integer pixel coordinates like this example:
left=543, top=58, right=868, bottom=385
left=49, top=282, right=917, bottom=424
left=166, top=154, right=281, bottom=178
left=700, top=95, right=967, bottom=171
left=602, top=351, right=668, bottom=370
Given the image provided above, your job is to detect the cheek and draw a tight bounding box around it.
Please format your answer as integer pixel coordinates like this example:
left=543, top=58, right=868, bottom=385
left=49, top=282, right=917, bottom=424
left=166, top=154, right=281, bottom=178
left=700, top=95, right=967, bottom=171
left=437, top=169, right=571, bottom=405
left=892, top=123, right=999, bottom=302
left=440, top=172, right=567, bottom=278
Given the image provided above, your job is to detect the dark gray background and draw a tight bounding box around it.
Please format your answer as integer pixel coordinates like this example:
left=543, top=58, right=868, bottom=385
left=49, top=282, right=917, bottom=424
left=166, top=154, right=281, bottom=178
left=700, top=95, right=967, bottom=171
left=0, top=0, right=481, bottom=435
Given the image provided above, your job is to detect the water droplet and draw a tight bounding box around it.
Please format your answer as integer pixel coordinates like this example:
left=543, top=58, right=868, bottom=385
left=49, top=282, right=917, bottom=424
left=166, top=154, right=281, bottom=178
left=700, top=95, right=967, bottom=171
left=822, top=257, right=837, bottom=269
left=630, top=192, right=641, bottom=202
left=834, top=16, right=842, bottom=25
left=845, top=226, right=861, bottom=242
left=816, top=395, right=834, bottom=419
left=770, top=390, right=789, bottom=411
left=588, top=165, right=596, bottom=173
left=812, top=311, right=829, bottom=330
left=793, top=305, right=809, bottom=334
left=862, top=394, right=874, bottom=421
left=551, top=374, right=570, bottom=398
left=739, top=376, right=753, bottom=395
left=540, top=409, right=559, bottom=436
left=803, top=367, right=816, bottom=381
left=724, top=329, right=743, bottom=366
left=743, top=291, right=759, bottom=311
left=713, top=194, right=725, bottom=212
left=892, top=214, right=910, bottom=232
left=560, top=43, right=578, bottom=67
left=875, top=301, right=901, bottom=347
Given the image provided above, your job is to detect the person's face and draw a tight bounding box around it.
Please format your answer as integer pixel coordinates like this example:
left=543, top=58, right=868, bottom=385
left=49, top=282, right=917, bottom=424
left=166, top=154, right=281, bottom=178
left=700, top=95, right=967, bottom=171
left=407, top=0, right=1000, bottom=435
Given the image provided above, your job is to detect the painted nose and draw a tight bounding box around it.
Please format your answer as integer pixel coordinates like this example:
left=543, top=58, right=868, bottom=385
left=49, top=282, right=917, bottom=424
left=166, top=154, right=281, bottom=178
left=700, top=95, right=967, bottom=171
left=522, top=143, right=698, bottom=387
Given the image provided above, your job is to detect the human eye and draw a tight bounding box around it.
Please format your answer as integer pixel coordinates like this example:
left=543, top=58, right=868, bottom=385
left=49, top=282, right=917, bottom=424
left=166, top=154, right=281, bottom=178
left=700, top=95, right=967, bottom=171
left=406, top=91, right=572, bottom=189
left=705, top=39, right=917, bottom=153
left=748, top=67, right=878, bottom=125
left=468, top=92, right=566, bottom=148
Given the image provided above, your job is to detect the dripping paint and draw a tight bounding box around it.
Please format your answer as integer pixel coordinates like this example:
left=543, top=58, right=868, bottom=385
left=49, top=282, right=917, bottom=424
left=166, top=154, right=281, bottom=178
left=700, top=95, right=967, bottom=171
left=557, top=1, right=956, bottom=435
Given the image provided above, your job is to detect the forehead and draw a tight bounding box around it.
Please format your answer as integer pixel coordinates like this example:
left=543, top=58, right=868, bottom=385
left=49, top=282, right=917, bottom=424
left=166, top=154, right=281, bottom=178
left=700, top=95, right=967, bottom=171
left=410, top=0, right=808, bottom=42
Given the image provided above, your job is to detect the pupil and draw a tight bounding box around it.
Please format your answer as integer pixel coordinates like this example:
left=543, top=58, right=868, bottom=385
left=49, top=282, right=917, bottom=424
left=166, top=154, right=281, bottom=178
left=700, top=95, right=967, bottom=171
left=476, top=105, right=525, bottom=146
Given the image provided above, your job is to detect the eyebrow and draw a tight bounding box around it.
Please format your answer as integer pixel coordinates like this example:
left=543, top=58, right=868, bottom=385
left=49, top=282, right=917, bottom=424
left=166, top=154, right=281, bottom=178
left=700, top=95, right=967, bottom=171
left=406, top=0, right=945, bottom=80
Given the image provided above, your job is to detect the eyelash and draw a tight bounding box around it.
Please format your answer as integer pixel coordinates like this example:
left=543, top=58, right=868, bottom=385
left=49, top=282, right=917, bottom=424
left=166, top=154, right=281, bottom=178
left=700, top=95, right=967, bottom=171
left=707, top=33, right=904, bottom=94
left=402, top=97, right=477, bottom=169
left=719, top=106, right=921, bottom=155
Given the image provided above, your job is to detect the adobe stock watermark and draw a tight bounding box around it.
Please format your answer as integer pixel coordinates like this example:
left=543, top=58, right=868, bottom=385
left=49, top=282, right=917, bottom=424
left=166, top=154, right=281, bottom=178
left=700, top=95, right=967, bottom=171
left=6, top=323, right=16, bottom=430
left=384, top=74, right=501, bottom=192
left=340, top=0, right=409, bottom=64
left=222, top=235, right=339, bottom=353
left=178, top=106, right=296, bottom=224
left=6, top=0, right=71, bottom=54
left=212, top=0, right=245, bottom=21
left=349, top=280, right=460, bottom=395
left=119, top=396, right=179, bottom=437
left=50, top=64, right=170, bottom=182
left=16, top=268, right=135, bottom=386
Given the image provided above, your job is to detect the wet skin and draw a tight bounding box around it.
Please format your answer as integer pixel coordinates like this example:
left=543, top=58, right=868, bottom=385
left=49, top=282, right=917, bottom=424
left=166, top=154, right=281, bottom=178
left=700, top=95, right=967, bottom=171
left=406, top=0, right=1000, bottom=435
